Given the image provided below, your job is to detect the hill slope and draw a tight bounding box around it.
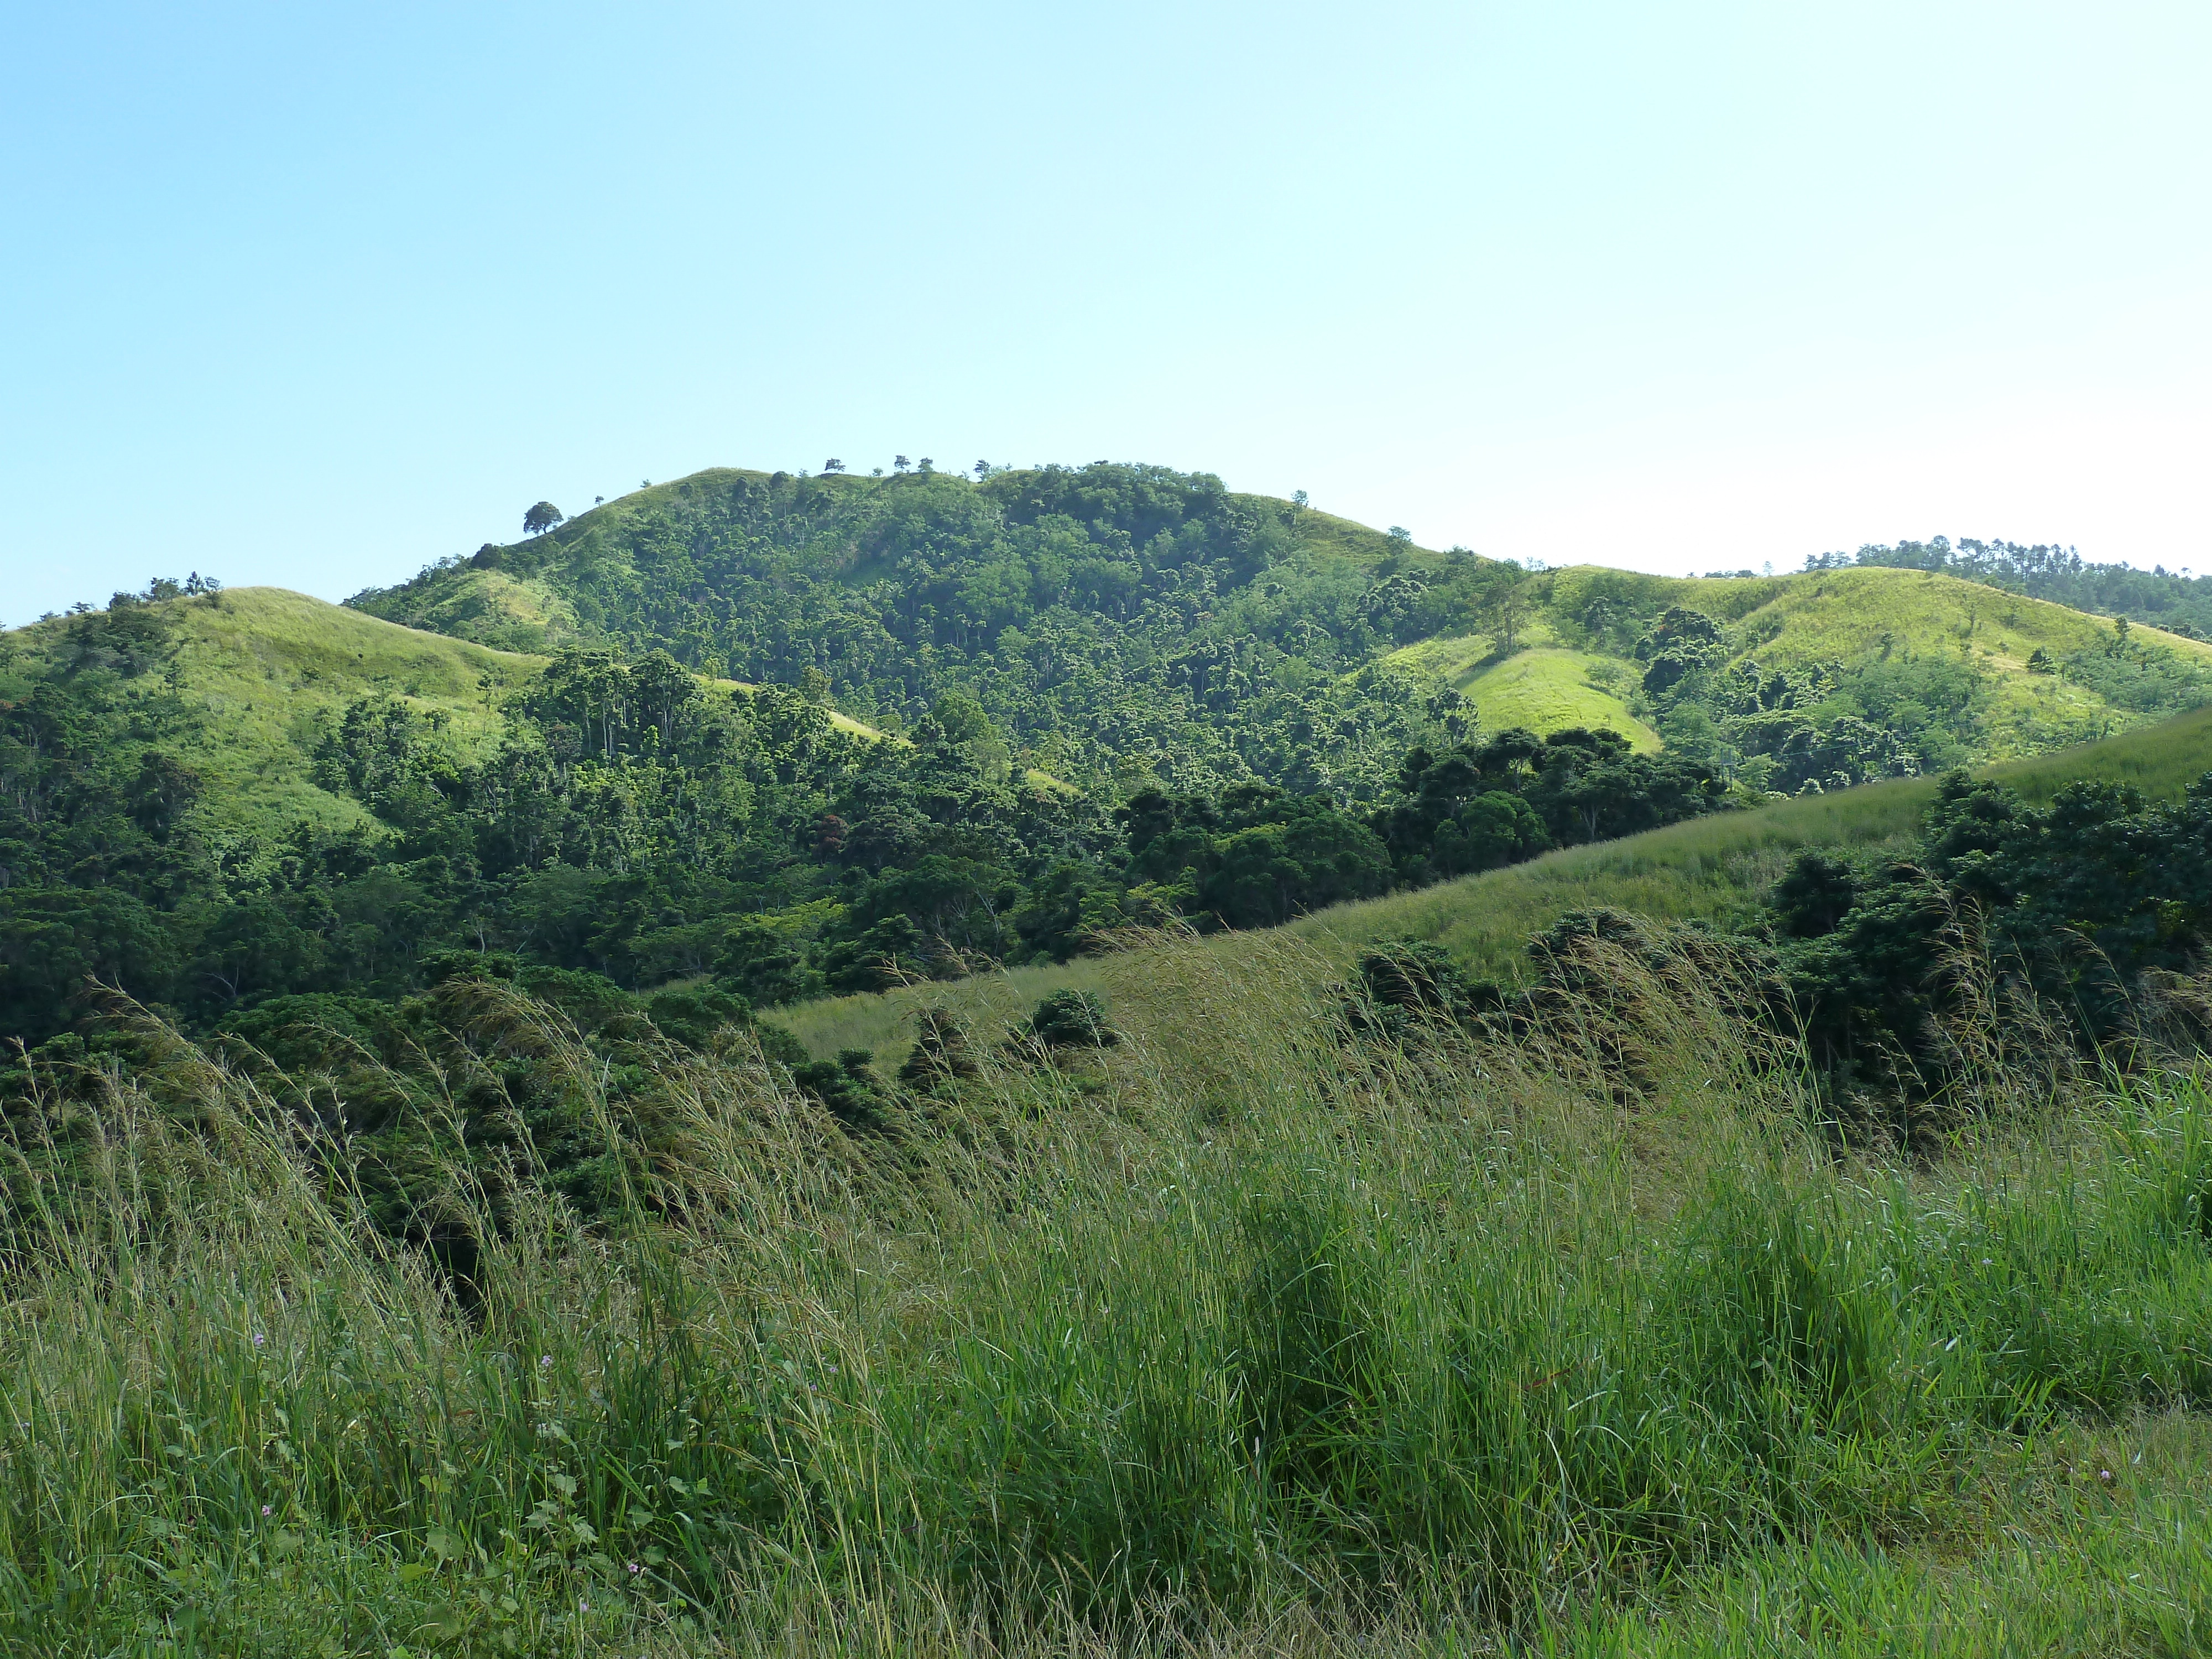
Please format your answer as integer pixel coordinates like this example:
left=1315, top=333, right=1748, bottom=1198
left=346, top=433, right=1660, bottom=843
left=1392, top=563, right=2212, bottom=778
left=353, top=462, right=2212, bottom=800
left=781, top=704, right=2212, bottom=1062
left=2, top=587, right=528, bottom=839
left=6, top=586, right=1072, bottom=1046
left=0, top=587, right=888, bottom=844
left=14, top=458, right=2212, bottom=1056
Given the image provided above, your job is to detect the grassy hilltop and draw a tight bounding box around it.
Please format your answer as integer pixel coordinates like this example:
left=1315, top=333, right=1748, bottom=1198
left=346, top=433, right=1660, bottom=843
left=0, top=585, right=886, bottom=843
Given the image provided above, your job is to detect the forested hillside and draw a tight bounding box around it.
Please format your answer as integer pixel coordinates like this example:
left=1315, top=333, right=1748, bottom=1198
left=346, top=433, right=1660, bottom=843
left=0, top=583, right=1734, bottom=1053
left=349, top=464, right=1494, bottom=802
left=9, top=460, right=2212, bottom=1063
left=354, top=463, right=2212, bottom=800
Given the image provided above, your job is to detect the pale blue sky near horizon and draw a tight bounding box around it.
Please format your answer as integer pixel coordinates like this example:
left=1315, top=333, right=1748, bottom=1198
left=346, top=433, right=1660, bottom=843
left=3, top=1, right=2207, bottom=624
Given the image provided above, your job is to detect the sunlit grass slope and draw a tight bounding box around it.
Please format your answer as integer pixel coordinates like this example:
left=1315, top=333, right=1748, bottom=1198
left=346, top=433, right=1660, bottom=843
left=1556, top=563, right=2212, bottom=756
left=0, top=588, right=529, bottom=837
left=1710, top=564, right=2212, bottom=755
left=1388, top=634, right=1659, bottom=748
left=0, top=586, right=889, bottom=844
left=781, top=705, right=2212, bottom=1062
left=1386, top=563, right=2212, bottom=760
left=352, top=564, right=583, bottom=654
left=14, top=930, right=2212, bottom=1652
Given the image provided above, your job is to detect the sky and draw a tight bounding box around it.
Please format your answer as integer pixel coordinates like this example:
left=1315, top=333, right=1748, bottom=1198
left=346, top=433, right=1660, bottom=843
left=3, top=1, right=2207, bottom=623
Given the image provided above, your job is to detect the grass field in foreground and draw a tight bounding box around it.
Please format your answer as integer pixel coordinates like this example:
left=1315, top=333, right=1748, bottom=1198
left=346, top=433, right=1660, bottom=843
left=8, top=925, right=2211, bottom=1655
left=782, top=704, right=2212, bottom=1064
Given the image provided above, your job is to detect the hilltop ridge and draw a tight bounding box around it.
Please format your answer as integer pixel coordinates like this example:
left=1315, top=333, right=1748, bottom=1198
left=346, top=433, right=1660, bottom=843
left=355, top=461, right=2212, bottom=796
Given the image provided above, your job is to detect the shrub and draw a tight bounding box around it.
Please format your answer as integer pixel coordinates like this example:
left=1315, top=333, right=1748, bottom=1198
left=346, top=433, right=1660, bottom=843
left=1027, top=988, right=1118, bottom=1048
left=898, top=1006, right=980, bottom=1091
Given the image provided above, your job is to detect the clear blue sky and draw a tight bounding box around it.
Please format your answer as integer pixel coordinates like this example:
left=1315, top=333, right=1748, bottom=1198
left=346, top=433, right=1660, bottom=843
left=4, top=2, right=2206, bottom=623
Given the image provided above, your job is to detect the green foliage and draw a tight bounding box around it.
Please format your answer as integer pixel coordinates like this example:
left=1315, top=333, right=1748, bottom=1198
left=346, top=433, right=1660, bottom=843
left=2054, top=623, right=2212, bottom=714
left=1370, top=726, right=1731, bottom=884
left=350, top=462, right=1494, bottom=802
left=896, top=1005, right=980, bottom=1089
left=1115, top=783, right=1395, bottom=930
left=1, top=592, right=1733, bottom=1056
left=1026, top=987, right=1117, bottom=1048
left=791, top=1047, right=901, bottom=1134
left=1767, top=767, right=2212, bottom=1116
left=6, top=977, right=2212, bottom=1651
left=776, top=705, right=2212, bottom=1071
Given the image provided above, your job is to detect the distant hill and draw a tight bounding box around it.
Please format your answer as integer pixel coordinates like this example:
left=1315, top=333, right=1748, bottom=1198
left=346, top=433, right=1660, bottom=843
left=0, top=586, right=888, bottom=846
left=354, top=462, right=2212, bottom=800
left=1813, top=535, right=2212, bottom=639
left=349, top=463, right=1481, bottom=803
left=1392, top=562, right=2212, bottom=787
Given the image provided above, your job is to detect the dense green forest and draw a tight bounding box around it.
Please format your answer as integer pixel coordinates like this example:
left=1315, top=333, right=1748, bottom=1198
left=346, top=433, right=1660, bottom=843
left=351, top=463, right=1500, bottom=802
left=0, top=583, right=1734, bottom=1054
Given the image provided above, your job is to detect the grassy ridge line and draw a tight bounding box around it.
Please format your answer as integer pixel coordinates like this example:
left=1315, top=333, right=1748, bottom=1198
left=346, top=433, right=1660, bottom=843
left=1, top=586, right=893, bottom=839
left=780, top=705, right=2212, bottom=1061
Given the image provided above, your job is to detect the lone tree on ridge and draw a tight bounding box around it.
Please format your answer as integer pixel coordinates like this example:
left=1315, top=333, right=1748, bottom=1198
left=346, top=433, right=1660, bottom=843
left=524, top=501, right=565, bottom=536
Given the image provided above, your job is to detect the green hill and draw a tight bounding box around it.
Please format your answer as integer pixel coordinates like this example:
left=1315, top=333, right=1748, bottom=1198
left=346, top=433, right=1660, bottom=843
left=354, top=463, right=2212, bottom=801
left=2, top=586, right=1005, bottom=1045
left=0, top=586, right=889, bottom=844
left=1388, top=564, right=2212, bottom=764
left=13, top=479, right=2212, bottom=1655
left=2, top=587, right=528, bottom=839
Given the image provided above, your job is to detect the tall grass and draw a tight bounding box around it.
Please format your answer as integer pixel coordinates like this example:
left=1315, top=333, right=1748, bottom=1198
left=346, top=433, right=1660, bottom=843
left=4, top=938, right=2212, bottom=1653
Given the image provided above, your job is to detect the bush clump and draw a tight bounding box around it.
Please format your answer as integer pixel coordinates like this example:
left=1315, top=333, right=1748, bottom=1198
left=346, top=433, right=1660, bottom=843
left=898, top=1006, right=981, bottom=1091
left=1026, top=988, right=1119, bottom=1048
